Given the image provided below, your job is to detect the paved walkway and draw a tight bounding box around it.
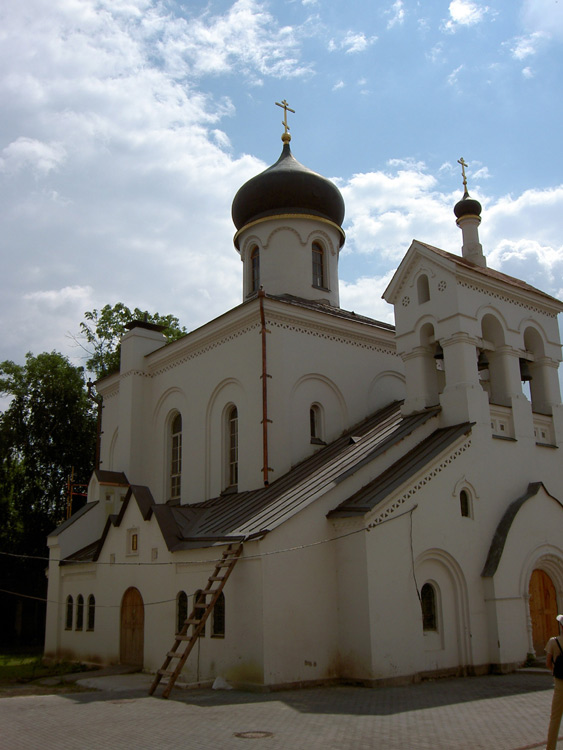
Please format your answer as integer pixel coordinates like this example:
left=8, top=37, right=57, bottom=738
left=2, top=669, right=562, bottom=749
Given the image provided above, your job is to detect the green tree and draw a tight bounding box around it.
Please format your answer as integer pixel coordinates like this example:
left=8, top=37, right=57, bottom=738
left=0, top=352, right=96, bottom=644
left=0, top=352, right=96, bottom=543
left=78, top=303, right=187, bottom=378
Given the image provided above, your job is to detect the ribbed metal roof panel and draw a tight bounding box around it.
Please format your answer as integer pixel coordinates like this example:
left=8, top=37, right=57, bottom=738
left=171, top=403, right=441, bottom=540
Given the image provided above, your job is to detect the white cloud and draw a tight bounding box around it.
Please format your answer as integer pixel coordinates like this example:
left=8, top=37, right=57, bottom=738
left=333, top=80, right=345, bottom=91
left=521, top=0, right=563, bottom=41
left=386, top=1, right=405, bottom=30
left=0, top=138, right=67, bottom=175
left=338, top=164, right=563, bottom=319
left=522, top=66, right=534, bottom=79
left=442, top=0, right=489, bottom=33
left=509, top=32, right=548, bottom=60
left=340, top=274, right=396, bottom=323
left=427, top=43, right=445, bottom=64
left=447, top=64, right=464, bottom=87
left=329, top=31, right=377, bottom=54
left=1, top=0, right=305, bottom=364
left=341, top=163, right=457, bottom=263
left=155, top=0, right=313, bottom=81
left=24, top=285, right=94, bottom=309
left=472, top=166, right=490, bottom=180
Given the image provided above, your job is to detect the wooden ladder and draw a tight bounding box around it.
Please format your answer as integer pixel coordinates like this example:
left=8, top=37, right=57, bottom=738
left=149, top=542, right=243, bottom=699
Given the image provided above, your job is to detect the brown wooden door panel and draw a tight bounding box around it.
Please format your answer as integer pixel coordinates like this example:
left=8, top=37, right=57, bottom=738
left=120, top=587, right=144, bottom=667
left=529, top=570, right=558, bottom=656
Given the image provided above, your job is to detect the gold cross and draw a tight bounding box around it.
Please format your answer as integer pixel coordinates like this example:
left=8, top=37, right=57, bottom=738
left=458, top=157, right=469, bottom=196
left=275, top=99, right=295, bottom=136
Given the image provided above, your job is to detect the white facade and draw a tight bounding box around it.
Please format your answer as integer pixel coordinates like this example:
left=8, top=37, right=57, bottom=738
left=45, top=140, right=563, bottom=689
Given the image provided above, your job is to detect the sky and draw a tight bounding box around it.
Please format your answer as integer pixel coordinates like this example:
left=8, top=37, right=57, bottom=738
left=1, top=0, right=563, bottom=377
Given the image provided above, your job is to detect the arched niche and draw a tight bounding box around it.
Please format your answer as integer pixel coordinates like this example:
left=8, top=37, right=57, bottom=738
left=289, top=374, right=347, bottom=466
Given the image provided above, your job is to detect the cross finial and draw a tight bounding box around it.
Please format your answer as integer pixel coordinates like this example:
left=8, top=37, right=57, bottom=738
left=458, top=157, right=469, bottom=198
left=275, top=99, right=295, bottom=143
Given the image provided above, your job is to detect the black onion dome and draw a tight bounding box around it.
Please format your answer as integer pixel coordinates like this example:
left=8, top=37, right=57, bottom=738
left=232, top=142, right=345, bottom=231
left=454, top=195, right=482, bottom=219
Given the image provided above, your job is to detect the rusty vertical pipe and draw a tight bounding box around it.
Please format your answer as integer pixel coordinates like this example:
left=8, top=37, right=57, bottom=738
left=258, top=289, right=270, bottom=486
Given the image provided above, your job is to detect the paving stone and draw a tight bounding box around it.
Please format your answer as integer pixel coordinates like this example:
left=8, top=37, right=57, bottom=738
left=1, top=671, right=562, bottom=750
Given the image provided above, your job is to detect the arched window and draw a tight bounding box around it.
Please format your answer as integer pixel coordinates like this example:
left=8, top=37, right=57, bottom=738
left=65, top=595, right=73, bottom=630
left=460, top=489, right=471, bottom=518
left=194, top=590, right=206, bottom=637
left=212, top=592, right=226, bottom=638
left=312, top=241, right=325, bottom=288
left=170, top=413, right=182, bottom=501
left=310, top=403, right=324, bottom=444
left=76, top=594, right=84, bottom=631
left=227, top=406, right=238, bottom=489
left=421, top=583, right=437, bottom=631
left=176, top=591, right=188, bottom=634
left=87, top=595, right=95, bottom=631
left=417, top=274, right=430, bottom=304
left=250, top=246, right=260, bottom=293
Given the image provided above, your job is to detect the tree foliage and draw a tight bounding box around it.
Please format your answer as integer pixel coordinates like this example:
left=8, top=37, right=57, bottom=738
left=0, top=352, right=96, bottom=549
left=0, top=351, right=97, bottom=644
left=79, top=303, right=187, bottom=378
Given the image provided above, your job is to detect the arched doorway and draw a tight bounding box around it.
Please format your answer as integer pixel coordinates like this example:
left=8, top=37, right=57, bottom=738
left=120, top=587, right=144, bottom=667
left=529, top=570, right=559, bottom=656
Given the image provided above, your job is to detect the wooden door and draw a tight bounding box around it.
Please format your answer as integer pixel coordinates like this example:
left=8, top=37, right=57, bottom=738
left=120, top=587, right=144, bottom=667
left=529, top=569, right=559, bottom=656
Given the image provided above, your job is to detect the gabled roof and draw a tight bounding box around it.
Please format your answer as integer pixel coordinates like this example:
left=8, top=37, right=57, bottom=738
left=49, top=501, right=99, bottom=537
left=481, top=482, right=562, bottom=578
left=94, top=469, right=129, bottom=486
left=61, top=539, right=100, bottom=565
left=266, top=293, right=395, bottom=332
left=151, top=402, right=440, bottom=550
left=64, top=402, right=468, bottom=560
left=327, top=422, right=472, bottom=519
left=417, top=242, right=563, bottom=306
left=92, top=485, right=156, bottom=561
left=384, top=240, right=563, bottom=310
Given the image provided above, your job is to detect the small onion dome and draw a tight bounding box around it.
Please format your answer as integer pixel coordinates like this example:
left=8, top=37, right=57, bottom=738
left=232, top=142, right=345, bottom=233
left=454, top=194, right=482, bottom=220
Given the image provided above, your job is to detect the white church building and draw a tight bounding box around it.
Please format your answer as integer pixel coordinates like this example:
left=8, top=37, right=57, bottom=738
left=44, top=120, right=563, bottom=692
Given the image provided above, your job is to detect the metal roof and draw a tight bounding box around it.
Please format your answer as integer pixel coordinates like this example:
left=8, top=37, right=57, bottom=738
left=49, top=501, right=99, bottom=537
left=266, top=293, right=395, bottom=331
left=328, top=422, right=472, bottom=519
left=416, top=241, right=563, bottom=307
left=61, top=402, right=470, bottom=560
left=156, top=402, right=441, bottom=549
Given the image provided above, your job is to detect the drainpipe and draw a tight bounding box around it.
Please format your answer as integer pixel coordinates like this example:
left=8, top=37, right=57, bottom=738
left=258, top=289, right=272, bottom=485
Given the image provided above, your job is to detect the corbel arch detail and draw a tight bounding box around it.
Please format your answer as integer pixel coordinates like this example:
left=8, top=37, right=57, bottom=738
left=452, top=476, right=479, bottom=501
left=240, top=234, right=263, bottom=260
left=262, top=225, right=307, bottom=249
left=304, top=228, right=337, bottom=257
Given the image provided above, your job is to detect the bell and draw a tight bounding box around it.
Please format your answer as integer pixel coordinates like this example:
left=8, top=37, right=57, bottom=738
left=434, top=343, right=444, bottom=360
left=519, top=358, right=532, bottom=382
left=477, top=351, right=489, bottom=371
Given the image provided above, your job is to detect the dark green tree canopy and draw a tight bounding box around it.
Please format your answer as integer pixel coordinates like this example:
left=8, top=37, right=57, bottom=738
left=79, top=303, right=187, bottom=378
left=0, top=351, right=96, bottom=545
left=0, top=352, right=97, bottom=644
